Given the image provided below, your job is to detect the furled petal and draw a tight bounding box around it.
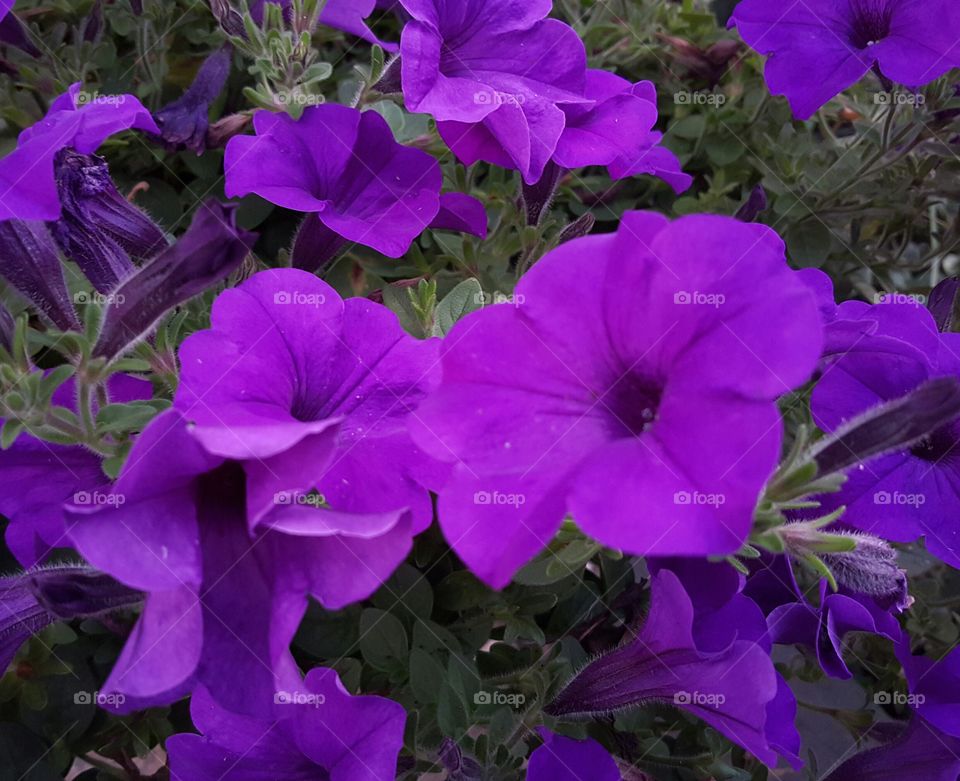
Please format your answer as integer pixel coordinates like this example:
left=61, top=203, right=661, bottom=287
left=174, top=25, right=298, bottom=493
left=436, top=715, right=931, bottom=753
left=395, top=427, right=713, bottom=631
left=153, top=46, right=231, bottom=154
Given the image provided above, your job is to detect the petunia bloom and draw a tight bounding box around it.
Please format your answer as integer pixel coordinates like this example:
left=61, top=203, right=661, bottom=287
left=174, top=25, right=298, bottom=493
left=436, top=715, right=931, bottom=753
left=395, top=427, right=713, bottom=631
left=224, top=105, right=442, bottom=268
left=546, top=569, right=798, bottom=769
left=412, top=212, right=823, bottom=588
left=810, top=298, right=960, bottom=568
left=527, top=730, right=620, bottom=781
left=0, top=83, right=158, bottom=222
left=153, top=46, right=231, bottom=154
left=400, top=0, right=589, bottom=184
left=730, top=0, right=960, bottom=119
left=67, top=269, right=440, bottom=714
left=166, top=667, right=406, bottom=781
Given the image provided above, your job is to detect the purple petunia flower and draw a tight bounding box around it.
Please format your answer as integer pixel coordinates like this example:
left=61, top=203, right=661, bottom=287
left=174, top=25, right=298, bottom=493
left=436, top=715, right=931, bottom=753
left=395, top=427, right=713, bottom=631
left=810, top=298, right=960, bottom=568
left=730, top=0, right=960, bottom=119
left=444, top=70, right=691, bottom=200
left=0, top=83, right=158, bottom=222
left=166, top=667, right=406, bottom=781
left=0, top=374, right=151, bottom=567
left=399, top=0, right=589, bottom=184
left=153, top=46, right=231, bottom=154
left=547, top=569, right=799, bottom=769
left=527, top=729, right=620, bottom=781
left=66, top=269, right=440, bottom=714
left=224, top=105, right=442, bottom=268
left=412, top=212, right=823, bottom=588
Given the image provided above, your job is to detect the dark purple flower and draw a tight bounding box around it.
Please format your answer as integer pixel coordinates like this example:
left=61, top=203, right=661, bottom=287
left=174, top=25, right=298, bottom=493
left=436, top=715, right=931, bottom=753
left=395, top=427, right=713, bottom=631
left=93, top=200, right=255, bottom=360
left=897, top=636, right=960, bottom=738
left=811, top=299, right=960, bottom=568
left=736, top=184, right=768, bottom=222
left=400, top=0, right=589, bottom=184
left=429, top=192, right=487, bottom=238
left=527, top=730, right=620, bottom=781
left=1, top=565, right=142, bottom=674
left=0, top=1, right=41, bottom=57
left=153, top=46, right=231, bottom=154
left=928, top=276, right=960, bottom=332
left=0, top=219, right=80, bottom=331
left=730, top=0, right=960, bottom=119
left=224, top=106, right=442, bottom=264
left=822, top=718, right=960, bottom=781
left=0, top=83, right=159, bottom=222
left=0, top=373, right=151, bottom=567
left=547, top=570, right=797, bottom=769
left=166, top=667, right=406, bottom=781
left=52, top=150, right=168, bottom=292
left=67, top=269, right=440, bottom=714
left=412, top=212, right=823, bottom=587
left=769, top=579, right=900, bottom=679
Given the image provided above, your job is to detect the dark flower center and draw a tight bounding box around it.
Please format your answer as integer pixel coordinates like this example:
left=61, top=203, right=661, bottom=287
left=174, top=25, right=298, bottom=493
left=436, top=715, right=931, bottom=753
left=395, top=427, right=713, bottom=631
left=602, top=370, right=664, bottom=438
left=910, top=421, right=960, bottom=465
left=848, top=0, right=894, bottom=48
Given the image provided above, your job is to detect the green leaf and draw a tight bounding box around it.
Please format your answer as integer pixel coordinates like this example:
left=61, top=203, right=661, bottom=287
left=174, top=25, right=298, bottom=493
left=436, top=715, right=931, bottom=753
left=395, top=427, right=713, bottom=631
left=409, top=648, right=445, bottom=704
left=358, top=608, right=409, bottom=674
left=431, top=278, right=483, bottom=337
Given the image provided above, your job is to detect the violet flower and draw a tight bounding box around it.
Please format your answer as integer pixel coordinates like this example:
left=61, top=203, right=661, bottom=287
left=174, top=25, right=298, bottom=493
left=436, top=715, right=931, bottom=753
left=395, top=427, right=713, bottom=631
left=547, top=569, right=798, bottom=769
left=224, top=105, right=442, bottom=269
left=412, top=212, right=823, bottom=587
left=399, top=0, right=590, bottom=184
left=166, top=668, right=406, bottom=781
left=67, top=269, right=440, bottom=714
left=0, top=374, right=151, bottom=567
left=0, top=219, right=80, bottom=331
left=0, top=0, right=40, bottom=57
left=153, top=46, right=231, bottom=155
left=0, top=83, right=159, bottom=222
left=811, top=298, right=960, bottom=568
left=1, top=565, right=142, bottom=674
left=730, top=0, right=960, bottom=119
left=527, top=730, right=620, bottom=781
left=249, top=0, right=398, bottom=51
left=928, top=276, right=960, bottom=332
left=93, top=200, right=255, bottom=360
left=52, top=149, right=168, bottom=292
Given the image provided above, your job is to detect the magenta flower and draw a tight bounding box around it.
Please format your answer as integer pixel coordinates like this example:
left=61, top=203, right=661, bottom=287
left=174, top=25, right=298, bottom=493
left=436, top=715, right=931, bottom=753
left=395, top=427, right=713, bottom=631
left=730, top=0, right=960, bottom=119
left=399, top=0, right=589, bottom=184
left=0, top=83, right=158, bottom=221
left=412, top=212, right=823, bottom=587
left=167, top=668, right=406, bottom=781
left=65, top=269, right=440, bottom=714
left=224, top=105, right=442, bottom=264
left=527, top=730, right=620, bottom=781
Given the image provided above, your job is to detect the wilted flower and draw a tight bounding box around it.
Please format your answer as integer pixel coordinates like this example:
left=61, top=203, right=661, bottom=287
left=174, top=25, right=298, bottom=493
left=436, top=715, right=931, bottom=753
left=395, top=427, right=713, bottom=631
left=224, top=105, right=442, bottom=268
left=413, top=212, right=823, bottom=587
left=166, top=668, right=406, bottom=781
left=153, top=46, right=232, bottom=154
left=0, top=83, right=158, bottom=222
left=52, top=149, right=167, bottom=292
left=730, top=0, right=960, bottom=119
